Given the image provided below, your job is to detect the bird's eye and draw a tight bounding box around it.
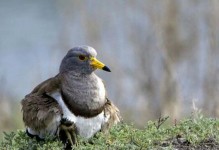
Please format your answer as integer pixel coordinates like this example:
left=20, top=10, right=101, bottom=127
left=78, top=55, right=86, bottom=61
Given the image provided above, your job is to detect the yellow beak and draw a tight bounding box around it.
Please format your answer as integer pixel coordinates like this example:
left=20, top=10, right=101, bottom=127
left=90, top=57, right=111, bottom=72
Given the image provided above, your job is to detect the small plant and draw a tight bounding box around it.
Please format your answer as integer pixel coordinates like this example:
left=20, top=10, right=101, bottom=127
left=0, top=130, right=63, bottom=150
left=1, top=115, right=218, bottom=149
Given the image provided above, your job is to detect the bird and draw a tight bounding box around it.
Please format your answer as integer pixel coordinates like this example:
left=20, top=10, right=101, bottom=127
left=21, top=46, right=121, bottom=147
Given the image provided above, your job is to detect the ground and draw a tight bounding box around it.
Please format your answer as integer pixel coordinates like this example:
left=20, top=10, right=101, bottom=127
left=0, top=114, right=218, bottom=149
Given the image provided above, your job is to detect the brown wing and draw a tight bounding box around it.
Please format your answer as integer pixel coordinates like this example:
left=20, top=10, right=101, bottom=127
left=21, top=75, right=62, bottom=131
left=101, top=98, right=122, bottom=132
left=31, top=75, right=61, bottom=94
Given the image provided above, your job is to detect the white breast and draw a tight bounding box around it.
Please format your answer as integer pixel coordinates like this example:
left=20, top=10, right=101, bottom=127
left=96, top=77, right=106, bottom=101
left=49, top=91, right=108, bottom=138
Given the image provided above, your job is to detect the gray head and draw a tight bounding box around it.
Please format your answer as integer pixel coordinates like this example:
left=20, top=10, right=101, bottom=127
left=59, top=46, right=111, bottom=75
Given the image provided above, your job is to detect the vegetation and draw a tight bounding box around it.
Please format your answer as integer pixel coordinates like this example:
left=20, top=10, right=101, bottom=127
left=1, top=114, right=218, bottom=150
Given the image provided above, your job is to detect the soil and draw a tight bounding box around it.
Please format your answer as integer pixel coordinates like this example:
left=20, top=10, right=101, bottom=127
left=160, top=135, right=219, bottom=150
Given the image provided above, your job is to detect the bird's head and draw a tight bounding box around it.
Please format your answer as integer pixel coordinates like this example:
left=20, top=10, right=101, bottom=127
left=60, top=46, right=111, bottom=75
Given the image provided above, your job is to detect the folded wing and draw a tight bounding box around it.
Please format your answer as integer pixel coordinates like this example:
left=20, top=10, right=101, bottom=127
left=21, top=75, right=62, bottom=139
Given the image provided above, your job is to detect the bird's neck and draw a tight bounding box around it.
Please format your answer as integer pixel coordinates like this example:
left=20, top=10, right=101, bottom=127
left=60, top=71, right=106, bottom=118
left=60, top=71, right=99, bottom=86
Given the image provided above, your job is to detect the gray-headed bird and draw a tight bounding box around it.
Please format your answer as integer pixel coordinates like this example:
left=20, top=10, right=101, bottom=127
left=21, top=46, right=121, bottom=148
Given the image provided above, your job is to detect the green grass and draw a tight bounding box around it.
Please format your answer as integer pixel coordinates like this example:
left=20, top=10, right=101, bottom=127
left=1, top=115, right=218, bottom=149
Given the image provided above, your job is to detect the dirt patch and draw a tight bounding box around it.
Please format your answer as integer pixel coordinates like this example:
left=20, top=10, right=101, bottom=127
left=159, top=136, right=219, bottom=150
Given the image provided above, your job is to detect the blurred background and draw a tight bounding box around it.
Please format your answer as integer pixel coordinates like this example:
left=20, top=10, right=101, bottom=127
left=0, top=0, right=219, bottom=138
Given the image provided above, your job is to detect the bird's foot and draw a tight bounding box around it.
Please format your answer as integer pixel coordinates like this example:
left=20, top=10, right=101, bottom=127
left=59, top=118, right=78, bottom=149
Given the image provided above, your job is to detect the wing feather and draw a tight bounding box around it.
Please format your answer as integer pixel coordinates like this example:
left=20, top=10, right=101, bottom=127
left=21, top=75, right=62, bottom=131
left=102, top=98, right=122, bottom=132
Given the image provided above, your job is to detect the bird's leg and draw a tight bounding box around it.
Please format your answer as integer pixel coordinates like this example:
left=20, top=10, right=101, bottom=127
left=69, top=127, right=77, bottom=146
left=61, top=125, right=74, bottom=146
left=59, top=118, right=77, bottom=148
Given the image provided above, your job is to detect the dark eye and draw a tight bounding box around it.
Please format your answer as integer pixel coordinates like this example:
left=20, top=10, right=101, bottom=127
left=78, top=55, right=86, bottom=61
